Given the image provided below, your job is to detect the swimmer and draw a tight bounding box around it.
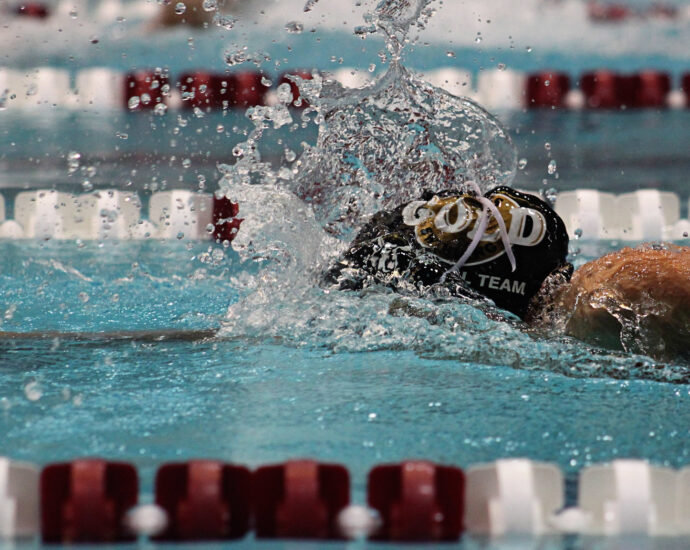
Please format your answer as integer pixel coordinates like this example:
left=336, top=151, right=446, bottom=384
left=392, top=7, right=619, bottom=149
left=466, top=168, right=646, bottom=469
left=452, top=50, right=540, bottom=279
left=528, top=245, right=690, bottom=361
left=325, top=184, right=690, bottom=361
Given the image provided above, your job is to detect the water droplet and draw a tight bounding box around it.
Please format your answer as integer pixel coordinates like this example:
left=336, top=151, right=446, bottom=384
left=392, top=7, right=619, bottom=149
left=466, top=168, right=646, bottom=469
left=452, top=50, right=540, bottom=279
left=285, top=149, right=296, bottom=162
left=544, top=142, right=551, bottom=151
left=518, top=158, right=528, bottom=170
left=69, top=7, right=78, bottom=18
left=213, top=13, right=237, bottom=30
left=475, top=33, right=482, bottom=44
left=544, top=188, right=558, bottom=206
left=368, top=64, right=376, bottom=73
left=446, top=51, right=456, bottom=58
left=89, top=35, right=99, bottom=44
left=175, top=2, right=186, bottom=15
left=177, top=232, right=185, bottom=240
left=81, top=180, right=93, bottom=192
left=526, top=46, right=533, bottom=53
left=574, top=228, right=583, bottom=239
left=206, top=223, right=215, bottom=234
left=67, top=151, right=81, bottom=174
left=116, top=132, right=128, bottom=140
left=497, top=63, right=506, bottom=71
left=224, top=50, right=248, bottom=66
left=547, top=160, right=557, bottom=175
left=216, top=124, right=225, bottom=133
left=303, top=0, right=319, bottom=12
left=202, top=0, right=216, bottom=11
left=285, top=21, right=304, bottom=34
left=182, top=158, right=191, bottom=168
left=24, top=380, right=43, bottom=402
left=683, top=232, right=689, bottom=238
left=128, top=96, right=140, bottom=110
left=78, top=292, right=90, bottom=303
left=153, top=102, right=168, bottom=116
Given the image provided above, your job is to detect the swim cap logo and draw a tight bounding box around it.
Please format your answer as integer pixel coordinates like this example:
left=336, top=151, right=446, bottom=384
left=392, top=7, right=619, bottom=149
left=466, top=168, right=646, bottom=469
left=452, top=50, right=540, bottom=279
left=402, top=193, right=547, bottom=265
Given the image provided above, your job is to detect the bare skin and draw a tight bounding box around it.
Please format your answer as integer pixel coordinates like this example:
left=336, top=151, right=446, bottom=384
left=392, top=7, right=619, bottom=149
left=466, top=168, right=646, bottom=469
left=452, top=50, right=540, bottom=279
left=530, top=245, right=690, bottom=361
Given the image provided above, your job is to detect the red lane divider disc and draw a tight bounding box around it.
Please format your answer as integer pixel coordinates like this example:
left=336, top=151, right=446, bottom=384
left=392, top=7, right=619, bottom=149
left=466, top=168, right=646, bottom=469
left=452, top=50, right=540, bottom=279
left=279, top=70, right=314, bottom=108
left=177, top=72, right=220, bottom=111
left=40, top=459, right=138, bottom=543
left=527, top=72, right=571, bottom=108
left=154, top=460, right=251, bottom=540
left=253, top=460, right=350, bottom=539
left=228, top=71, right=269, bottom=109
left=212, top=196, right=242, bottom=242
left=632, top=70, right=671, bottom=108
left=588, top=2, right=631, bottom=22
left=368, top=461, right=465, bottom=541
left=125, top=70, right=170, bottom=111
left=581, top=70, right=623, bottom=109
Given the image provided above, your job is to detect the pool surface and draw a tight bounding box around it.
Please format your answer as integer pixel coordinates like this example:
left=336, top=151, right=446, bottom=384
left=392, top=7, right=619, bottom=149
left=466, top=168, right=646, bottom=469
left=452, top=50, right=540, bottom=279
left=1, top=240, right=690, bottom=550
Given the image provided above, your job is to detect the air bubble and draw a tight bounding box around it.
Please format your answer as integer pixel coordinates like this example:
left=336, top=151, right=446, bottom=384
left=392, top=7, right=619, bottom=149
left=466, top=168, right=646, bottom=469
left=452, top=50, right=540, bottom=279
left=174, top=2, right=186, bottom=15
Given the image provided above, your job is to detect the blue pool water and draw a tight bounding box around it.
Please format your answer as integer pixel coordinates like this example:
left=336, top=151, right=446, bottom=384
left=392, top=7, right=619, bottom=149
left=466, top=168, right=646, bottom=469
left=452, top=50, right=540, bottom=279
left=2, top=1, right=690, bottom=547
left=1, top=240, right=690, bottom=550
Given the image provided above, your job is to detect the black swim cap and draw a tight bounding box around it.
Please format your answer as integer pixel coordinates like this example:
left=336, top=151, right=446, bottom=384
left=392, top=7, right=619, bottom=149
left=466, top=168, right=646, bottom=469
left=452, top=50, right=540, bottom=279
left=326, top=186, right=571, bottom=319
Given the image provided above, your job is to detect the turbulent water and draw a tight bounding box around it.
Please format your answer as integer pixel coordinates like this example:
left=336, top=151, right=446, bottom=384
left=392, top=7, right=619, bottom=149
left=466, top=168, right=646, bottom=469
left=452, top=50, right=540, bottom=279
left=212, top=0, right=690, bottom=384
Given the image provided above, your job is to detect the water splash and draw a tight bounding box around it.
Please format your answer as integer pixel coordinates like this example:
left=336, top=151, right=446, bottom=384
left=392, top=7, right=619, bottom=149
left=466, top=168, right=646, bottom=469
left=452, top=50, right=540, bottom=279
left=290, top=64, right=516, bottom=236
left=214, top=1, right=688, bottom=382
